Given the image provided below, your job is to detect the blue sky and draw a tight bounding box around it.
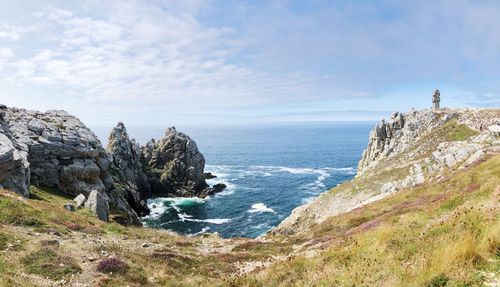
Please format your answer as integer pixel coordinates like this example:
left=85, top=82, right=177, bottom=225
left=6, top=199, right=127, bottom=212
left=0, top=0, right=499, bottom=127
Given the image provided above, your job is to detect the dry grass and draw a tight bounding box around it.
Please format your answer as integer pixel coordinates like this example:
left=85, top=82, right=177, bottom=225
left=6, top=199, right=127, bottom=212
left=0, top=154, right=498, bottom=286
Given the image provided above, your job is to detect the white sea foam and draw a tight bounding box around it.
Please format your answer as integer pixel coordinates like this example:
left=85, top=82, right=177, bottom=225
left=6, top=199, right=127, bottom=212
left=248, top=203, right=276, bottom=213
left=178, top=215, right=231, bottom=225
left=142, top=197, right=205, bottom=221
left=189, top=226, right=211, bottom=237
left=203, top=218, right=232, bottom=224
left=301, top=196, right=317, bottom=204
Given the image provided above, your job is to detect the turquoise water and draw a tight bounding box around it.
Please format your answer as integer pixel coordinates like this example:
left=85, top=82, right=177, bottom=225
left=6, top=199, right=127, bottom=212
left=94, top=123, right=372, bottom=238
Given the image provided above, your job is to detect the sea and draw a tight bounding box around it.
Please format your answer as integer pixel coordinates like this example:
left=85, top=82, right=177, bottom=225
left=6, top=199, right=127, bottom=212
left=94, top=123, right=373, bottom=238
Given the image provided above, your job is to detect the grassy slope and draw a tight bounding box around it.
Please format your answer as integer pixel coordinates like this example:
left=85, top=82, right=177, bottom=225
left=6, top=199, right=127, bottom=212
left=0, top=158, right=498, bottom=286
left=243, top=155, right=500, bottom=286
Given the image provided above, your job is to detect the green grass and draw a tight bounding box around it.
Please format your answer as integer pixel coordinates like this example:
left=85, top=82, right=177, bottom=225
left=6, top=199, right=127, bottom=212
left=443, top=120, right=479, bottom=141
left=21, top=247, right=81, bottom=280
left=0, top=232, right=12, bottom=250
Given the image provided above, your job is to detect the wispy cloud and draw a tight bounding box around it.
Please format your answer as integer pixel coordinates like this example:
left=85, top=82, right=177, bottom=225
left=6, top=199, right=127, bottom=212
left=0, top=2, right=362, bottom=114
left=0, top=0, right=498, bottom=126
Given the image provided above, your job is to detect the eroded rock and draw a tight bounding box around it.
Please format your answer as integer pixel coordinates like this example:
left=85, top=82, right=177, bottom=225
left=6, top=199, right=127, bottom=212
left=142, top=127, right=214, bottom=197
left=84, top=190, right=109, bottom=222
left=0, top=106, right=30, bottom=197
left=107, top=122, right=151, bottom=216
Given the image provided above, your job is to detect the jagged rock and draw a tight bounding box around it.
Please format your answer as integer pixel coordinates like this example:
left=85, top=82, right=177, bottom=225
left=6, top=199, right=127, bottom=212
left=142, top=127, right=211, bottom=197
left=464, top=150, right=486, bottom=167
left=0, top=106, right=143, bottom=225
left=203, top=172, right=217, bottom=179
left=74, top=194, right=86, bottom=208
left=200, top=183, right=227, bottom=197
left=84, top=190, right=109, bottom=221
left=107, top=122, right=151, bottom=216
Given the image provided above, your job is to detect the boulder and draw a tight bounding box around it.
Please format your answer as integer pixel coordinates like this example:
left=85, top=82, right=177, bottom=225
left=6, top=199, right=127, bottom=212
left=74, top=194, right=86, bottom=208
left=84, top=190, right=109, bottom=222
left=0, top=107, right=142, bottom=225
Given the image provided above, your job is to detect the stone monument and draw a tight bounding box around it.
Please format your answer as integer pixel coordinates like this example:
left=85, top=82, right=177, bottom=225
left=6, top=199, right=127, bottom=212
left=432, top=89, right=440, bottom=110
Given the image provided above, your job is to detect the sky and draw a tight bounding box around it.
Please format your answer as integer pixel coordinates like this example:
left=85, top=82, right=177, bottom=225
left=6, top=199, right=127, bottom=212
left=0, top=0, right=499, bottom=127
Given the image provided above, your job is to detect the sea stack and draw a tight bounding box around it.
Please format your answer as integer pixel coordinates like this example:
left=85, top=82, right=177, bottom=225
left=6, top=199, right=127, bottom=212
left=141, top=127, right=216, bottom=197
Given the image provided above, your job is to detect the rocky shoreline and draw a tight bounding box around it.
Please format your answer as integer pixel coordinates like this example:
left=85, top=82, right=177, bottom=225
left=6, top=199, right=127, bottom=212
left=0, top=104, right=226, bottom=225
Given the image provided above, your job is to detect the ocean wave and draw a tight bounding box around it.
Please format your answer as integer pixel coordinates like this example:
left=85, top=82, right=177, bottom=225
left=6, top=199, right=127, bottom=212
left=177, top=213, right=231, bottom=225
left=142, top=197, right=206, bottom=220
left=248, top=203, right=276, bottom=213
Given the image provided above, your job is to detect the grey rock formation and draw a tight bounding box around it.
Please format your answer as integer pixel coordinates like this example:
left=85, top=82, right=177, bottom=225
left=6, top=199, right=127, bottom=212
left=4, top=108, right=112, bottom=196
left=0, top=105, right=30, bottom=196
left=84, top=190, right=109, bottom=221
left=0, top=105, right=141, bottom=224
left=107, top=122, right=151, bottom=216
left=203, top=172, right=217, bottom=179
left=358, top=109, right=500, bottom=176
left=142, top=127, right=212, bottom=197
left=0, top=104, right=224, bottom=223
left=74, top=194, right=86, bottom=208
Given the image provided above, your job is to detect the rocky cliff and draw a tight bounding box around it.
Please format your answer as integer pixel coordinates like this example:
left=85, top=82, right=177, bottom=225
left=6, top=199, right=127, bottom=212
left=107, top=122, right=151, bottom=216
left=275, top=108, right=500, bottom=234
left=0, top=105, right=30, bottom=197
left=141, top=127, right=222, bottom=197
left=0, top=106, right=146, bottom=224
left=1, top=106, right=113, bottom=197
left=0, top=104, right=223, bottom=224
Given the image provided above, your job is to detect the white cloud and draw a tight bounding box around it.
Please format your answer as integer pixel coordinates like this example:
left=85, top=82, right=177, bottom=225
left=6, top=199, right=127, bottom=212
left=0, top=0, right=498, bottom=126
left=0, top=2, right=357, bottom=117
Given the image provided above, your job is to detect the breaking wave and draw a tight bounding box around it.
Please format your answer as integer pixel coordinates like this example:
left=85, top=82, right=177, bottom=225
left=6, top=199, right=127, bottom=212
left=248, top=203, right=276, bottom=213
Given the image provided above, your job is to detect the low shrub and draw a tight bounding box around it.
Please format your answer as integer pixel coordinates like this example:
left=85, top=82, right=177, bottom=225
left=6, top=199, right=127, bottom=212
left=425, top=274, right=450, bottom=287
left=96, top=257, right=129, bottom=274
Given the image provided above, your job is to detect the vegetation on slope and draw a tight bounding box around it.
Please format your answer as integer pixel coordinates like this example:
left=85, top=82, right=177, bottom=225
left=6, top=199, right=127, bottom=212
left=243, top=155, right=500, bottom=286
left=0, top=155, right=498, bottom=286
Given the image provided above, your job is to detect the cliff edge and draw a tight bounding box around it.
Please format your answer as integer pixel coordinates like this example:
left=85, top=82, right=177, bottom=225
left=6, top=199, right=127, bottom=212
left=274, top=108, right=500, bottom=234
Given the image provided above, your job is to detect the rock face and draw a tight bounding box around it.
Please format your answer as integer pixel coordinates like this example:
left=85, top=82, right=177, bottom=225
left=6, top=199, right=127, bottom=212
left=107, top=122, right=151, bottom=216
left=0, top=106, right=30, bottom=196
left=84, top=190, right=109, bottom=221
left=142, top=127, right=210, bottom=197
left=357, top=110, right=437, bottom=175
left=358, top=109, right=500, bottom=176
left=4, top=107, right=113, bottom=196
left=0, top=105, right=142, bottom=224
